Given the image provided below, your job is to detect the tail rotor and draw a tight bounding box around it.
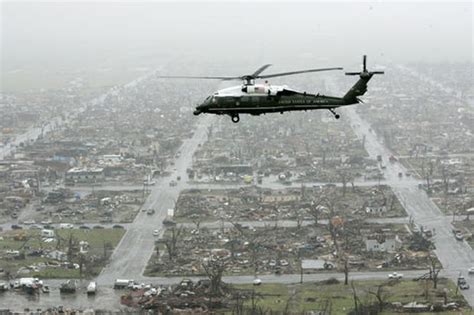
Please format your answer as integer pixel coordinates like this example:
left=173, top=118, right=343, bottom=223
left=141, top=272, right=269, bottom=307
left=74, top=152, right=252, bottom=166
left=345, top=55, right=384, bottom=78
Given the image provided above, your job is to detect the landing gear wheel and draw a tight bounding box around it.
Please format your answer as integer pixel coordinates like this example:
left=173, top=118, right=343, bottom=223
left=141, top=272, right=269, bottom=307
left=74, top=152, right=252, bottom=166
left=329, top=109, right=340, bottom=120
left=231, top=115, right=240, bottom=123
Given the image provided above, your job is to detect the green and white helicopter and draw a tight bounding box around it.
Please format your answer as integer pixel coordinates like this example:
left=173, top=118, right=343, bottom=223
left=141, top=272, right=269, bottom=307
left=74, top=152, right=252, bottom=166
left=158, top=55, right=383, bottom=123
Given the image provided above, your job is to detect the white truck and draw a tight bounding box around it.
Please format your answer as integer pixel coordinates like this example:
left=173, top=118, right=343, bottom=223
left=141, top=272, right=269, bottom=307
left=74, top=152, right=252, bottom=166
left=87, top=281, right=97, bottom=295
left=14, top=277, right=43, bottom=288
left=388, top=272, right=403, bottom=279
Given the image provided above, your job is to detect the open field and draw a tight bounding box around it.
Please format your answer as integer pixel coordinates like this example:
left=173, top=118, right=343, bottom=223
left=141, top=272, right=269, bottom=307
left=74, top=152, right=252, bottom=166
left=0, top=228, right=125, bottom=279
left=233, top=278, right=469, bottom=314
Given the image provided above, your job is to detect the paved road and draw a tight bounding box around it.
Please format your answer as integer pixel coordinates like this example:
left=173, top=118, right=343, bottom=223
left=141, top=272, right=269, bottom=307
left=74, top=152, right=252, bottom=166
left=187, top=178, right=423, bottom=190
left=0, top=269, right=438, bottom=312
left=177, top=217, right=411, bottom=229
left=66, top=178, right=424, bottom=195
left=0, top=117, right=63, bottom=160
left=345, top=105, right=474, bottom=306
left=4, top=214, right=469, bottom=233
left=96, top=115, right=214, bottom=285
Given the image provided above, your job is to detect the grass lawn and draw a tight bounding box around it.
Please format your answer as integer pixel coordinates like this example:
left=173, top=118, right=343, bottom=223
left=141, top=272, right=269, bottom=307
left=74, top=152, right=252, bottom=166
left=0, top=228, right=125, bottom=278
left=233, top=278, right=468, bottom=314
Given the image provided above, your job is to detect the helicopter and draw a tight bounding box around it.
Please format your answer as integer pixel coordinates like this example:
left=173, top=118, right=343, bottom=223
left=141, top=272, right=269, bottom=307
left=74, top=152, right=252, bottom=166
left=157, top=55, right=383, bottom=123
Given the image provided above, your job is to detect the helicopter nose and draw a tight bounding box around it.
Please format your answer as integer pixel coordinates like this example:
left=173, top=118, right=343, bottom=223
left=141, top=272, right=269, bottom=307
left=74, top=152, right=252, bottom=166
left=194, top=103, right=205, bottom=115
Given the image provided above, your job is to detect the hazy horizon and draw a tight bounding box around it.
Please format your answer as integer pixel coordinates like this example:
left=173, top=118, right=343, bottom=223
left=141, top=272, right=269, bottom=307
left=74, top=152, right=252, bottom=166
left=1, top=1, right=472, bottom=91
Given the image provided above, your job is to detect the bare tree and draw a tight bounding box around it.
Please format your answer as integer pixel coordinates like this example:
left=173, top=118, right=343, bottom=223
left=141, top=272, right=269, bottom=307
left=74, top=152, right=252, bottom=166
left=247, top=289, right=269, bottom=315
left=163, top=226, right=183, bottom=261
left=337, top=168, right=350, bottom=197
left=226, top=239, right=240, bottom=261
left=327, top=217, right=340, bottom=254
left=202, top=258, right=228, bottom=296
left=440, top=163, right=450, bottom=194
left=309, top=189, right=336, bottom=226
left=231, top=221, right=246, bottom=237
left=342, top=257, right=349, bottom=285
left=368, top=283, right=388, bottom=312
left=428, top=254, right=440, bottom=289
left=78, top=253, right=86, bottom=278
left=308, top=199, right=323, bottom=226
left=283, top=289, right=298, bottom=315
left=421, top=159, right=434, bottom=192
left=190, top=214, right=201, bottom=233
left=318, top=297, right=333, bottom=315
left=296, top=212, right=304, bottom=230
left=66, top=232, right=78, bottom=261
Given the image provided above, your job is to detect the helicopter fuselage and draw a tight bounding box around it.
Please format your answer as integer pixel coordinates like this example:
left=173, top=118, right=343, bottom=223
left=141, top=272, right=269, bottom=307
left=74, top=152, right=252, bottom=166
left=159, top=55, right=382, bottom=123
left=194, top=84, right=354, bottom=121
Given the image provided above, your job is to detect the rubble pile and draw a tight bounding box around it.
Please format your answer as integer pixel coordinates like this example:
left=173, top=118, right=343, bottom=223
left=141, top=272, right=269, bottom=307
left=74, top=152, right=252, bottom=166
left=147, top=218, right=430, bottom=277
left=175, top=185, right=406, bottom=222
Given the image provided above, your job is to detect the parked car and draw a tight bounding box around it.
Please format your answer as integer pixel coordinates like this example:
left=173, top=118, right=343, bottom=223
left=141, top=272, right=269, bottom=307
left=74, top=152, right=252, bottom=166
left=112, top=224, right=124, bottom=229
left=146, top=209, right=155, bottom=215
left=459, top=283, right=470, bottom=290
left=388, top=272, right=403, bottom=279
left=153, top=229, right=160, bottom=236
left=11, top=224, right=23, bottom=230
left=468, top=267, right=474, bottom=275
left=253, top=278, right=262, bottom=286
left=0, top=283, right=8, bottom=292
left=163, top=218, right=176, bottom=226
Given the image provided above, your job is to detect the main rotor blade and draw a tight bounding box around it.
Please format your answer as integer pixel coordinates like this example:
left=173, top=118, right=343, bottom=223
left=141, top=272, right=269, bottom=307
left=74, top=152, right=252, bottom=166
left=257, top=67, right=343, bottom=79
left=155, top=75, right=240, bottom=80
left=251, top=64, right=272, bottom=77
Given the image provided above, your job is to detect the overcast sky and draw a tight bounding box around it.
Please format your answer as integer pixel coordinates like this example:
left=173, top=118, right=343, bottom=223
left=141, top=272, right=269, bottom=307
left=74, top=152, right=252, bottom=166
left=1, top=1, right=473, bottom=73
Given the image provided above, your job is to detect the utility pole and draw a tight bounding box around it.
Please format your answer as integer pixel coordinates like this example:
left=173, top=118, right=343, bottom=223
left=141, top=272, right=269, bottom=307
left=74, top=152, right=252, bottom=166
left=300, top=261, right=304, bottom=284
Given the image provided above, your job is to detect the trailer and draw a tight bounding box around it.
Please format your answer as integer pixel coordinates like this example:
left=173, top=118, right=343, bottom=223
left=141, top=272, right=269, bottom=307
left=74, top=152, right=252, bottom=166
left=114, top=279, right=134, bottom=289
left=15, top=277, right=43, bottom=288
